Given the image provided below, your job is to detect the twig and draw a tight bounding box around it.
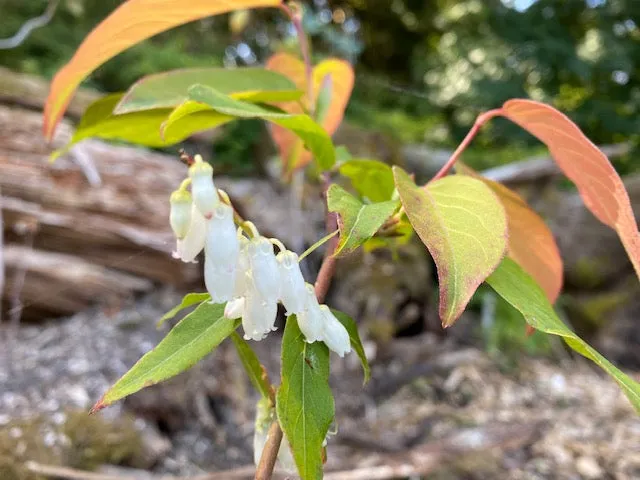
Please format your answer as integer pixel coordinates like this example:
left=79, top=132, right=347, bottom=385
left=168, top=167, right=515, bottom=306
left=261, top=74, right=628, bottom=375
left=254, top=421, right=284, bottom=480
left=0, top=0, right=60, bottom=49
left=0, top=188, right=4, bottom=368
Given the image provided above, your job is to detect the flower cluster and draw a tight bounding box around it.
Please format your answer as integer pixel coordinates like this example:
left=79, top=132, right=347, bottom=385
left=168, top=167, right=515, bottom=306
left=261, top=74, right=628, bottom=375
left=169, top=156, right=351, bottom=357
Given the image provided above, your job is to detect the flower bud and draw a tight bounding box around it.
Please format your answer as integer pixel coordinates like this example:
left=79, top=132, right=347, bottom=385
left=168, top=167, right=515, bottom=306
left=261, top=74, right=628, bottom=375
left=248, top=237, right=280, bottom=303
left=296, top=284, right=324, bottom=343
left=242, top=291, right=277, bottom=341
left=204, top=255, right=236, bottom=304
left=224, top=297, right=245, bottom=319
left=173, top=204, right=206, bottom=263
left=277, top=250, right=307, bottom=315
left=169, top=189, right=192, bottom=239
left=319, top=306, right=351, bottom=357
left=188, top=158, right=218, bottom=218
left=205, top=204, right=239, bottom=267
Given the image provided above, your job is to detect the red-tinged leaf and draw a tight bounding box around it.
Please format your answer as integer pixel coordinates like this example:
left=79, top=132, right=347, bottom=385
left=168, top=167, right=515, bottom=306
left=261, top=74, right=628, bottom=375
left=266, top=53, right=354, bottom=170
left=457, top=162, right=563, bottom=303
left=393, top=167, right=508, bottom=327
left=43, top=0, right=281, bottom=140
left=500, top=99, right=640, bottom=279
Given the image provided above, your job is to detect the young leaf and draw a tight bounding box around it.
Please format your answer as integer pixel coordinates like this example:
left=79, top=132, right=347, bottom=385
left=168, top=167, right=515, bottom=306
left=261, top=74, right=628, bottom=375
left=393, top=167, right=507, bottom=327
left=500, top=99, right=640, bottom=280
left=187, top=84, right=336, bottom=170
left=266, top=53, right=354, bottom=170
left=339, top=158, right=395, bottom=202
left=115, top=67, right=301, bottom=114
left=156, top=292, right=211, bottom=328
left=331, top=310, right=370, bottom=384
left=91, top=302, right=239, bottom=412
left=456, top=162, right=563, bottom=303
left=43, top=0, right=281, bottom=139
left=277, top=316, right=334, bottom=480
left=487, top=258, right=640, bottom=412
left=230, top=332, right=272, bottom=400
left=53, top=94, right=232, bottom=157
left=327, top=184, right=399, bottom=256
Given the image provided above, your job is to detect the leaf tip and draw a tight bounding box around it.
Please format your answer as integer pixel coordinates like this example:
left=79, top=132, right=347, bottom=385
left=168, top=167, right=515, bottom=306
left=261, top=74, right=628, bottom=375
left=89, top=398, right=108, bottom=415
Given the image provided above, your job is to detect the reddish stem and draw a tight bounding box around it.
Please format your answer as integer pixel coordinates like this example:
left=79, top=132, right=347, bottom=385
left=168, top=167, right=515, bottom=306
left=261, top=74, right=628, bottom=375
left=431, top=108, right=503, bottom=182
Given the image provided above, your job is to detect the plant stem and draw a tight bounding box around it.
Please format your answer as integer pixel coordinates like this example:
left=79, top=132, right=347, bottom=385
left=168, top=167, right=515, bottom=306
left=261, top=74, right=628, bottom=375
left=254, top=174, right=339, bottom=479
left=431, top=108, right=502, bottom=182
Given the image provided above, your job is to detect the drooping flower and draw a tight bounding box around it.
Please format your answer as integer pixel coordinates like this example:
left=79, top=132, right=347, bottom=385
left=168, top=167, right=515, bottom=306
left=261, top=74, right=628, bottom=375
left=204, top=203, right=239, bottom=303
left=248, top=237, right=281, bottom=303
left=277, top=250, right=307, bottom=315
left=204, top=255, right=236, bottom=304
left=319, top=306, right=351, bottom=357
left=169, top=188, right=192, bottom=240
left=232, top=235, right=251, bottom=299
left=242, top=289, right=277, bottom=341
left=188, top=156, right=218, bottom=218
left=296, top=283, right=325, bottom=343
left=173, top=204, right=206, bottom=263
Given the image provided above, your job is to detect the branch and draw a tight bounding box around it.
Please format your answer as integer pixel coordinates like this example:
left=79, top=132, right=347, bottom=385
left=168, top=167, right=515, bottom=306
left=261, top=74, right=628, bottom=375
left=0, top=0, right=60, bottom=50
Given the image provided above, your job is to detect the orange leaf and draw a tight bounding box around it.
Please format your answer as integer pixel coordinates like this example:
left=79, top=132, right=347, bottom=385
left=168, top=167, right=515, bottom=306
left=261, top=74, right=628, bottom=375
left=266, top=53, right=354, bottom=170
left=501, top=99, right=640, bottom=280
left=43, top=0, right=280, bottom=140
left=457, top=163, right=563, bottom=303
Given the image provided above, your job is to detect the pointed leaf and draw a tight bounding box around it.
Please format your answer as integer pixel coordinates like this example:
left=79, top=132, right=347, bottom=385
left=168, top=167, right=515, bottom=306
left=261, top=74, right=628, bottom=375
left=43, top=0, right=281, bottom=139
left=53, top=94, right=232, bottom=157
left=457, top=162, right=563, bottom=303
left=266, top=53, right=354, bottom=170
left=115, top=67, right=301, bottom=114
left=156, top=292, right=211, bottom=328
left=393, top=167, right=507, bottom=326
left=230, top=332, right=272, bottom=399
left=92, top=302, right=239, bottom=412
left=487, top=258, right=640, bottom=412
left=187, top=84, right=336, bottom=170
left=501, top=100, right=640, bottom=280
left=327, top=184, right=399, bottom=256
left=277, top=316, right=334, bottom=480
left=339, top=158, right=395, bottom=202
left=331, top=310, right=370, bottom=384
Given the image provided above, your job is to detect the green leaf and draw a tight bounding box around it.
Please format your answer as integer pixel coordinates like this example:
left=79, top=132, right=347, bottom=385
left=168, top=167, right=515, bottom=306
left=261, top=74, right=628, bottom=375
left=331, top=310, right=370, bottom=384
left=393, top=167, right=507, bottom=327
left=187, top=84, right=336, bottom=171
left=487, top=258, right=640, bottom=412
left=327, top=184, right=399, bottom=256
left=115, top=67, right=302, bottom=114
left=276, top=316, right=334, bottom=480
left=230, top=332, right=272, bottom=400
left=156, top=292, right=211, bottom=328
left=91, top=302, right=239, bottom=412
left=339, top=159, right=395, bottom=202
left=53, top=94, right=232, bottom=158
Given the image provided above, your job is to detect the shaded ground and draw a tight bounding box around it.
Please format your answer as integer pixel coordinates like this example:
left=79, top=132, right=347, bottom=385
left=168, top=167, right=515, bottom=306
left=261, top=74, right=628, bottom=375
left=1, top=289, right=639, bottom=479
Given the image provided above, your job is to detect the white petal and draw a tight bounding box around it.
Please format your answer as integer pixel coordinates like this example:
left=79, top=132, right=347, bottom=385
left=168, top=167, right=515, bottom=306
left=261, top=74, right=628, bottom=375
left=248, top=237, right=281, bottom=302
left=204, top=255, right=236, bottom=304
left=242, top=291, right=277, bottom=341
left=188, top=161, right=218, bottom=218
left=233, top=238, right=251, bottom=298
left=169, top=189, right=192, bottom=239
left=277, top=251, right=307, bottom=315
left=205, top=204, right=239, bottom=267
left=224, top=297, right=245, bottom=319
left=296, top=284, right=324, bottom=343
left=174, top=205, right=206, bottom=262
left=319, top=306, right=351, bottom=357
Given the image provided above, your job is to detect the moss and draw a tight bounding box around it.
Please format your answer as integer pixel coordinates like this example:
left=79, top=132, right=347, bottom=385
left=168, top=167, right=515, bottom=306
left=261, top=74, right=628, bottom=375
left=0, top=409, right=145, bottom=480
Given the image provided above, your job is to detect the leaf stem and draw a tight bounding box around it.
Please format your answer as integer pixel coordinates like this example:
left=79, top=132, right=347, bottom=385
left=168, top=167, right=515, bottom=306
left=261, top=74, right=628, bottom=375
left=255, top=420, right=284, bottom=480
left=430, top=108, right=502, bottom=182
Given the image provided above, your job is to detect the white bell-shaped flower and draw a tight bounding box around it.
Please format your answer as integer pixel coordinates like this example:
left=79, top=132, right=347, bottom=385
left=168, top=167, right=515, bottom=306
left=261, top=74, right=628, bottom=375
left=169, top=188, right=192, bottom=240
left=205, top=203, right=239, bottom=267
left=277, top=250, right=307, bottom=315
left=242, top=290, right=277, bottom=341
left=204, top=255, right=236, bottom=304
left=224, top=297, right=245, bottom=319
left=173, top=204, right=206, bottom=263
left=248, top=237, right=281, bottom=303
left=319, top=306, right=351, bottom=357
left=296, top=284, right=325, bottom=343
left=188, top=156, right=218, bottom=218
left=232, top=236, right=251, bottom=298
